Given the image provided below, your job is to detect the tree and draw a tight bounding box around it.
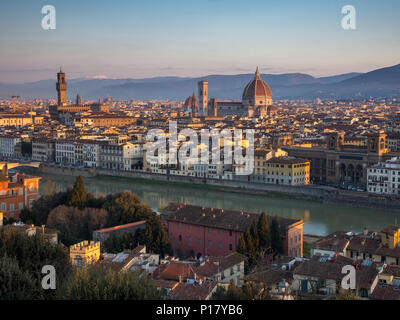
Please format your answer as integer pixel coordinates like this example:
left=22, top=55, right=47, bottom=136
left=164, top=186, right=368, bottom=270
left=250, top=219, right=259, bottom=249
left=270, top=217, right=283, bottom=254
left=237, top=234, right=247, bottom=255
left=0, top=255, right=37, bottom=300
left=47, top=205, right=108, bottom=245
left=211, top=281, right=246, bottom=300
left=69, top=176, right=87, bottom=209
left=244, top=228, right=256, bottom=256
left=21, top=189, right=72, bottom=225
left=42, top=178, right=57, bottom=197
left=257, top=212, right=270, bottom=249
left=144, top=214, right=172, bottom=257
left=103, top=232, right=139, bottom=253
left=243, top=228, right=257, bottom=270
left=104, top=192, right=152, bottom=227
left=0, top=227, right=71, bottom=299
left=59, top=266, right=163, bottom=300
left=242, top=281, right=271, bottom=300
left=334, top=289, right=359, bottom=300
left=87, top=192, right=106, bottom=209
left=19, top=208, right=33, bottom=225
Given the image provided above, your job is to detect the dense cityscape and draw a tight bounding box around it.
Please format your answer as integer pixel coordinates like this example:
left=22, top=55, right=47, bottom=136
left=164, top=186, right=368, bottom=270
left=1, top=0, right=400, bottom=310
left=1, top=63, right=400, bottom=301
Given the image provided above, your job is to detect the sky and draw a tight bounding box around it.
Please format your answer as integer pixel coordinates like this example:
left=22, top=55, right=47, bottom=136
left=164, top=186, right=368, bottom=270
left=0, top=0, right=399, bottom=83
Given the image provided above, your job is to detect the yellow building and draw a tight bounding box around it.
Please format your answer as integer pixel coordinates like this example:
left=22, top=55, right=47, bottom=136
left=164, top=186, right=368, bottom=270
left=252, top=154, right=310, bottom=186
left=0, top=115, right=33, bottom=127
left=69, top=241, right=101, bottom=266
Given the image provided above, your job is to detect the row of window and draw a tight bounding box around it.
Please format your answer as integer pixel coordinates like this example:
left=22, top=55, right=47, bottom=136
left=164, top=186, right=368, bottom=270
left=1, top=202, right=25, bottom=211
left=176, top=234, right=234, bottom=251
left=177, top=223, right=234, bottom=236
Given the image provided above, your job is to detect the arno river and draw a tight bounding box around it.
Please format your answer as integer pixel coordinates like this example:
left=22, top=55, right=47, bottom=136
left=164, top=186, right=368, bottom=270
left=37, top=172, right=400, bottom=236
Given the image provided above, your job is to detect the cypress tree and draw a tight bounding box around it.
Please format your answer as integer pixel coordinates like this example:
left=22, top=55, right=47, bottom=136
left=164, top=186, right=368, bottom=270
left=237, top=234, right=247, bottom=254
left=244, top=228, right=256, bottom=256
left=250, top=219, right=259, bottom=249
left=69, top=176, right=87, bottom=209
left=270, top=216, right=283, bottom=254
left=257, top=212, right=271, bottom=249
left=244, top=228, right=256, bottom=270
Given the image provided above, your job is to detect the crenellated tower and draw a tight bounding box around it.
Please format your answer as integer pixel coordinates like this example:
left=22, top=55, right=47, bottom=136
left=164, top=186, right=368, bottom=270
left=56, top=67, right=67, bottom=105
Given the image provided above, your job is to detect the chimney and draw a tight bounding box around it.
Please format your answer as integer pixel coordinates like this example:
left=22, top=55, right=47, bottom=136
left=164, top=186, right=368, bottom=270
left=363, top=228, right=368, bottom=236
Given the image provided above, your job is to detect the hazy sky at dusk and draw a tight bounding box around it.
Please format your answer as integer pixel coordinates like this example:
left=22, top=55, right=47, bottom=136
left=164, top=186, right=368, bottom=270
left=0, top=0, right=399, bottom=82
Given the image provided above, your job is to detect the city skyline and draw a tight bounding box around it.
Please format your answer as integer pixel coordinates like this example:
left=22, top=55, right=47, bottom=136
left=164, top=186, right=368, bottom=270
left=1, top=0, right=400, bottom=82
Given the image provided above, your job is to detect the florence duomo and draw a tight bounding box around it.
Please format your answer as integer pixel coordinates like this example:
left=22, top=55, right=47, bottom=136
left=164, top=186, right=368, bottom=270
left=184, top=67, right=277, bottom=118
left=1, top=0, right=400, bottom=306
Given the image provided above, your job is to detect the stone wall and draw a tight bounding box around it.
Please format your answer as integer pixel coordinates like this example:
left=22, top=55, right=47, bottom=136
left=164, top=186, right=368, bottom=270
left=38, top=163, right=96, bottom=178
left=37, top=165, right=400, bottom=212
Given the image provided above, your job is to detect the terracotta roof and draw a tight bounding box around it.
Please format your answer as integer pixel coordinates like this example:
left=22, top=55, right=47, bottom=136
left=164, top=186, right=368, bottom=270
left=162, top=203, right=302, bottom=233
left=381, top=264, right=400, bottom=277
left=266, top=157, right=310, bottom=164
left=347, top=234, right=400, bottom=258
left=242, top=68, right=272, bottom=101
left=194, top=253, right=246, bottom=277
left=152, top=279, right=179, bottom=290
left=370, top=284, right=400, bottom=300
left=243, top=268, right=293, bottom=284
left=159, top=261, right=198, bottom=281
left=94, top=220, right=147, bottom=234
left=293, top=259, right=344, bottom=281
left=311, top=232, right=351, bottom=252
left=294, top=257, right=378, bottom=289
left=167, top=280, right=218, bottom=300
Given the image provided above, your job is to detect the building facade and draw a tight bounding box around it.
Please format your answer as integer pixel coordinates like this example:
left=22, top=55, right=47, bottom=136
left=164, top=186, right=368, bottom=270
left=367, top=157, right=400, bottom=195
left=283, top=132, right=394, bottom=187
left=0, top=166, right=40, bottom=220
left=32, top=139, right=55, bottom=162
left=161, top=203, right=303, bottom=258
left=69, top=241, right=101, bottom=266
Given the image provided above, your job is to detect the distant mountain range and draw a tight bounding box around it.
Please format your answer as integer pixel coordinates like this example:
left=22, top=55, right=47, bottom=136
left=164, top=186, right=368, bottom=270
left=1, top=64, right=399, bottom=101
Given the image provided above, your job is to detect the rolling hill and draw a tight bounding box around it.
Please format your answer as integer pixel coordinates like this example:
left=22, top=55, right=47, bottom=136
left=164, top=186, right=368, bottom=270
left=0, top=64, right=399, bottom=101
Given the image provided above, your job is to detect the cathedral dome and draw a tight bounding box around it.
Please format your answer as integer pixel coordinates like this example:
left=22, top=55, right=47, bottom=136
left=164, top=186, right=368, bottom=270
left=242, top=68, right=272, bottom=105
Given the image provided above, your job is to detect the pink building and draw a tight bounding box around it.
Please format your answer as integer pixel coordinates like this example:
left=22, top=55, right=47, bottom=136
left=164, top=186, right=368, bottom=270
left=161, top=203, right=303, bottom=258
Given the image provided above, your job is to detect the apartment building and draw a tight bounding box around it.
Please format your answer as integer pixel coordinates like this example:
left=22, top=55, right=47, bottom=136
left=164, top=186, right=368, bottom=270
left=0, top=166, right=40, bottom=220
left=32, top=139, right=55, bottom=162
left=161, top=203, right=304, bottom=258
left=367, top=157, right=400, bottom=195
left=0, top=135, right=20, bottom=159
left=81, top=140, right=103, bottom=168
left=193, top=163, right=232, bottom=179
left=250, top=154, right=310, bottom=186
left=386, top=133, right=400, bottom=152
left=0, top=115, right=33, bottom=127
left=55, top=140, right=76, bottom=165
left=100, top=142, right=135, bottom=171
